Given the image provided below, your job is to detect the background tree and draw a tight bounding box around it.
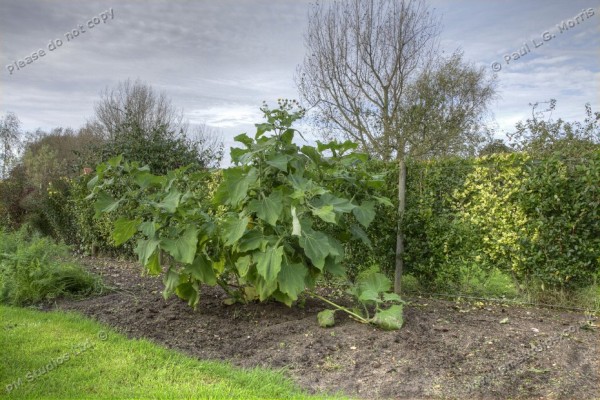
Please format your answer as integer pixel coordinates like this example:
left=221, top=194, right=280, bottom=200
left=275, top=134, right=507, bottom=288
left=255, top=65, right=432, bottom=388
left=297, top=0, right=496, bottom=292
left=508, top=100, right=600, bottom=156
left=0, top=112, right=22, bottom=180
left=93, top=78, right=185, bottom=140
left=92, top=79, right=223, bottom=172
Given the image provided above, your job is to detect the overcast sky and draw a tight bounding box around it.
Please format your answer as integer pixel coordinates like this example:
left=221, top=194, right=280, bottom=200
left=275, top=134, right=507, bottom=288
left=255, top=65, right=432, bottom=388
left=1, top=0, right=598, bottom=163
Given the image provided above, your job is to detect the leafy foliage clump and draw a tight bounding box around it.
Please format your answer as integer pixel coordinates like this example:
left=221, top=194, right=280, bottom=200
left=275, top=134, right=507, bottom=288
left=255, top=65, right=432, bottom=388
left=0, top=228, right=103, bottom=305
left=89, top=100, right=403, bottom=330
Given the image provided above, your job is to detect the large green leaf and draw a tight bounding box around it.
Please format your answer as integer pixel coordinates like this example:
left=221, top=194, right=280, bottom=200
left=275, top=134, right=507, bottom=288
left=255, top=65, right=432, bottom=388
left=146, top=250, right=161, bottom=275
left=372, top=305, right=404, bottom=330
left=162, top=268, right=181, bottom=299
left=112, top=218, right=141, bottom=246
left=313, top=205, right=337, bottom=224
left=352, top=201, right=376, bottom=228
left=135, top=238, right=160, bottom=265
left=373, top=195, right=394, bottom=207
left=277, top=261, right=307, bottom=300
left=350, top=224, right=372, bottom=248
left=255, top=276, right=278, bottom=301
left=214, top=167, right=258, bottom=207
left=255, top=246, right=284, bottom=283
left=221, top=215, right=249, bottom=246
left=235, top=255, right=252, bottom=277
left=175, top=281, right=200, bottom=309
left=187, top=254, right=217, bottom=286
left=317, top=309, right=336, bottom=328
left=237, top=230, right=266, bottom=252
left=298, top=223, right=331, bottom=270
left=248, top=191, right=283, bottom=226
left=324, top=256, right=346, bottom=277
left=94, top=192, right=121, bottom=216
left=133, top=171, right=164, bottom=189
left=319, top=193, right=355, bottom=213
left=359, top=272, right=392, bottom=295
left=139, top=221, right=158, bottom=237
left=161, top=227, right=198, bottom=264
left=266, top=154, right=291, bottom=172
left=234, top=133, right=253, bottom=147
left=157, top=190, right=182, bottom=213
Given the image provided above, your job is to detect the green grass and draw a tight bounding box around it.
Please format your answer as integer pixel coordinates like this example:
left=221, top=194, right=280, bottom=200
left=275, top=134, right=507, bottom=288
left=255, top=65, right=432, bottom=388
left=0, top=306, right=344, bottom=399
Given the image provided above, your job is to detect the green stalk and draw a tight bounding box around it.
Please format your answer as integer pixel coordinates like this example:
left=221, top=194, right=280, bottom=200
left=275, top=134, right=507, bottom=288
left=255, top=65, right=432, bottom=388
left=306, top=291, right=369, bottom=324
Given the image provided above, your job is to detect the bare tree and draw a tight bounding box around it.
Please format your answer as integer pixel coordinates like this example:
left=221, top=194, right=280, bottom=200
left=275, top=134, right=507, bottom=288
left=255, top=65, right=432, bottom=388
left=94, top=79, right=185, bottom=139
left=188, top=123, right=224, bottom=168
left=0, top=112, right=21, bottom=179
left=297, top=0, right=496, bottom=292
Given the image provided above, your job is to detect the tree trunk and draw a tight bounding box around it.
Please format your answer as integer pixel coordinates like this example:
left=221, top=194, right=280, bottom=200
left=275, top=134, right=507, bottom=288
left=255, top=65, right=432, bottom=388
left=394, top=158, right=407, bottom=294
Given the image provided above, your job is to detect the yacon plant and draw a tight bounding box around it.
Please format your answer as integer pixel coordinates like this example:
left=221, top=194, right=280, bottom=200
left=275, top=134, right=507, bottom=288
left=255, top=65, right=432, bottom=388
left=88, top=100, right=404, bottom=330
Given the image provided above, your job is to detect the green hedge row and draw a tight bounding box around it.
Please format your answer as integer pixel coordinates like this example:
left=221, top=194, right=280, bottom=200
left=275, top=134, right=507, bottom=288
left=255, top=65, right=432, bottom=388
left=356, top=151, right=599, bottom=290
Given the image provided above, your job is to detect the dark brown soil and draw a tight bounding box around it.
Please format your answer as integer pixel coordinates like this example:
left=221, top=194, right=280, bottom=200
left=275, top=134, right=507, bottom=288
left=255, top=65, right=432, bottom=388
left=50, top=257, right=599, bottom=399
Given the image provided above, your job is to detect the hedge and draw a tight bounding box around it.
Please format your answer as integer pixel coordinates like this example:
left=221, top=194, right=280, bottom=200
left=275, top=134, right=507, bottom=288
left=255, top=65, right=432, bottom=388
left=358, top=151, right=599, bottom=290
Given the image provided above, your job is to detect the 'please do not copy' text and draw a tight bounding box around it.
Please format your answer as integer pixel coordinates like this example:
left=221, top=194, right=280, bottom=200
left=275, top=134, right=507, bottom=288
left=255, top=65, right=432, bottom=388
left=6, top=8, right=115, bottom=75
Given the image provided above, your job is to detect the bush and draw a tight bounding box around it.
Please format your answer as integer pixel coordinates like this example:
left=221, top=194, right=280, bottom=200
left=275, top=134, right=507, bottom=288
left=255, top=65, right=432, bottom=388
left=339, top=151, right=600, bottom=294
left=0, top=228, right=103, bottom=305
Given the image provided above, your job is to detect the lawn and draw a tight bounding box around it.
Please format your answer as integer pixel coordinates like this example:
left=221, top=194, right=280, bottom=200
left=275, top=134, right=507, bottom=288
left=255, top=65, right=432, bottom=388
left=0, top=305, right=343, bottom=399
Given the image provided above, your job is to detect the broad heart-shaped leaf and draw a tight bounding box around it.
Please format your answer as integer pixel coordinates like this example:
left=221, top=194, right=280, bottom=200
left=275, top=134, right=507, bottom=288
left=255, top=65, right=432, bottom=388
left=301, top=145, right=325, bottom=166
left=221, top=215, right=249, bottom=246
left=318, top=193, right=356, bottom=213
left=312, top=204, right=337, bottom=224
left=146, top=250, right=162, bottom=275
left=248, top=191, right=283, bottom=226
left=94, top=191, right=121, bottom=216
left=324, top=256, right=346, bottom=277
left=327, top=236, right=345, bottom=261
left=139, top=221, right=158, bottom=237
left=214, top=167, right=258, bottom=207
left=317, top=309, right=336, bottom=328
left=112, top=218, right=141, bottom=246
left=350, top=224, right=372, bottom=249
left=186, top=254, right=217, bottom=286
left=255, top=122, right=274, bottom=138
left=230, top=147, right=251, bottom=164
left=271, top=289, right=294, bottom=307
left=358, top=289, right=380, bottom=304
left=235, top=255, right=252, bottom=277
left=373, top=195, right=394, bottom=207
left=383, top=292, right=402, bottom=303
left=135, top=239, right=161, bottom=274
left=161, top=227, right=198, bottom=264
left=352, top=201, right=376, bottom=228
left=237, top=230, right=267, bottom=252
left=234, top=133, right=253, bottom=147
left=359, top=272, right=392, bottom=296
left=254, top=246, right=284, bottom=283
left=133, top=171, right=164, bottom=189
left=175, top=281, right=200, bottom=309
left=157, top=189, right=182, bottom=213
left=372, top=304, right=404, bottom=330
left=255, top=276, right=278, bottom=301
left=277, top=261, right=308, bottom=301
left=266, top=154, right=291, bottom=172
left=298, top=222, right=332, bottom=270
left=135, top=238, right=159, bottom=264
left=162, top=268, right=181, bottom=299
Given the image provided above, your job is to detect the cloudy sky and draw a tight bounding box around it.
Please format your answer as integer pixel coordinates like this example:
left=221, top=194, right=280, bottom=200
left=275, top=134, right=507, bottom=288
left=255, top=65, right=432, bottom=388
left=1, top=0, right=598, bottom=163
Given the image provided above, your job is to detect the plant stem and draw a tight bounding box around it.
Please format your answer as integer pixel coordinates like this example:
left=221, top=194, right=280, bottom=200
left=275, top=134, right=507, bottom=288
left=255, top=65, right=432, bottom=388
left=306, top=291, right=369, bottom=324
